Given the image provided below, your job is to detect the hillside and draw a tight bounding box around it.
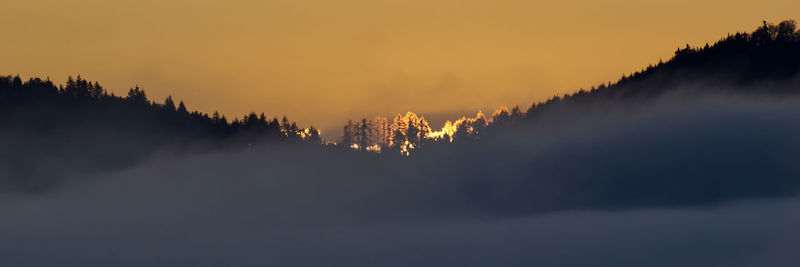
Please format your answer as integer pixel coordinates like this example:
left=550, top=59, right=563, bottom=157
left=3, top=20, right=800, bottom=190
left=338, top=20, right=800, bottom=153
left=0, top=76, right=321, bottom=190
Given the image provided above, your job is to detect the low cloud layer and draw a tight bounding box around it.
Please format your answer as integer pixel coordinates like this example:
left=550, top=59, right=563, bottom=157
left=2, top=92, right=800, bottom=266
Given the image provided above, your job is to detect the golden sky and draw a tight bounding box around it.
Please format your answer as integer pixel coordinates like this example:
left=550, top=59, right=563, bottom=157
left=2, top=0, right=798, bottom=136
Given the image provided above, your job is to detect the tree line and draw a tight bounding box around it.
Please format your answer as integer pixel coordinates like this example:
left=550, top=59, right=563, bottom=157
left=339, top=20, right=800, bottom=154
left=0, top=75, right=321, bottom=144
left=3, top=20, right=799, bottom=157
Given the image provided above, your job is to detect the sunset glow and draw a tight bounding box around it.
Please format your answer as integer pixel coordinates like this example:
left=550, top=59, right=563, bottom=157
left=4, top=0, right=800, bottom=265
left=2, top=0, right=798, bottom=137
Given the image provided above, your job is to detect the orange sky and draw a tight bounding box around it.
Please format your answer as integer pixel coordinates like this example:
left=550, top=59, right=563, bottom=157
left=2, top=0, right=798, bottom=137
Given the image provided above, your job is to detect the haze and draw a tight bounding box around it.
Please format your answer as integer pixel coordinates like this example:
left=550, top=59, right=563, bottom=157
left=2, top=0, right=798, bottom=136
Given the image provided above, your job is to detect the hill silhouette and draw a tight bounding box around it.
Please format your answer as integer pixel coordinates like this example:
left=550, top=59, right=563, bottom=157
left=0, top=75, right=320, bottom=190
left=5, top=22, right=800, bottom=266
left=2, top=20, right=800, bottom=196
left=339, top=20, right=800, bottom=153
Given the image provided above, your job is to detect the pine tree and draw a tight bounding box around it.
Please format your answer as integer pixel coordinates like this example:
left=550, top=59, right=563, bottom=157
left=164, top=96, right=176, bottom=111
left=177, top=101, right=188, bottom=113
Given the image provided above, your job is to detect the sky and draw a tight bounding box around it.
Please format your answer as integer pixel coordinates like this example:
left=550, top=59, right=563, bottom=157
left=1, top=0, right=798, bottom=137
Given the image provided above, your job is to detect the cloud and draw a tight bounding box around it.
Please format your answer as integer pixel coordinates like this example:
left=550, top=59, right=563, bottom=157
left=2, top=90, right=800, bottom=266
left=2, top=172, right=799, bottom=266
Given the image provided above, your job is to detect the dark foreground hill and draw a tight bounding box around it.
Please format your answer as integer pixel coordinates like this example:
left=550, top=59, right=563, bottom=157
left=0, top=76, right=321, bottom=190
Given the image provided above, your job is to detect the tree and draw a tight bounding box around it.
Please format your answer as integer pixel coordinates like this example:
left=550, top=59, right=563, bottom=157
left=245, top=112, right=259, bottom=127
left=92, top=82, right=104, bottom=99
left=358, top=118, right=370, bottom=149
left=343, top=119, right=355, bottom=146
left=511, top=106, right=522, bottom=118
left=777, top=20, right=798, bottom=42
left=127, top=86, right=148, bottom=105
left=371, top=117, right=390, bottom=148
left=306, top=126, right=322, bottom=143
left=212, top=111, right=221, bottom=123
left=12, top=75, right=22, bottom=88
left=164, top=96, right=176, bottom=111
left=491, top=106, right=511, bottom=124
left=281, top=116, right=290, bottom=133
left=390, top=114, right=407, bottom=149
left=177, top=101, right=188, bottom=113
left=752, top=21, right=775, bottom=46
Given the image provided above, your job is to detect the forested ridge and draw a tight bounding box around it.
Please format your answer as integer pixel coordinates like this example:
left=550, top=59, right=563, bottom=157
left=2, top=20, right=800, bottom=162
left=5, top=22, right=800, bottom=263
left=340, top=20, right=800, bottom=154
left=0, top=75, right=321, bottom=190
left=0, top=75, right=321, bottom=143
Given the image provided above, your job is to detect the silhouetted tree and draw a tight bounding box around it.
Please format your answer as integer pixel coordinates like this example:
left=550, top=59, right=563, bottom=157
left=164, top=96, right=176, bottom=111
left=177, top=101, right=188, bottom=113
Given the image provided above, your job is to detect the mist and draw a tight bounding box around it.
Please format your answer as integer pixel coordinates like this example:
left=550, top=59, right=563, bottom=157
left=3, top=88, right=800, bottom=266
